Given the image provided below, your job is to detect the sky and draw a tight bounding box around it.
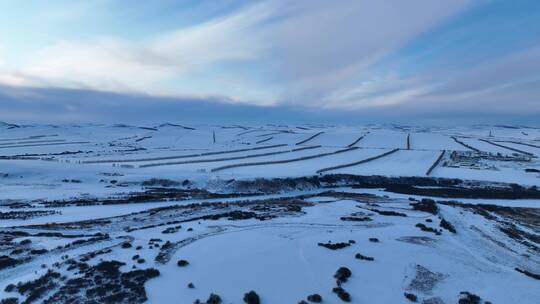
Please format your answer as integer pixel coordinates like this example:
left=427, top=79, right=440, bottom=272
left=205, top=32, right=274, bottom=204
left=0, top=0, right=539, bottom=124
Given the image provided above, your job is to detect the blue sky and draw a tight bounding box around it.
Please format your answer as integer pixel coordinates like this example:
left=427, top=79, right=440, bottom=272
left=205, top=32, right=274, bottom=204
left=0, top=0, right=539, bottom=123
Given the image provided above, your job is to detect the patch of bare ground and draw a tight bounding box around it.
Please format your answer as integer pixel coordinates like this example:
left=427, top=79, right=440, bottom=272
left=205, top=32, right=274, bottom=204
left=407, top=265, right=447, bottom=294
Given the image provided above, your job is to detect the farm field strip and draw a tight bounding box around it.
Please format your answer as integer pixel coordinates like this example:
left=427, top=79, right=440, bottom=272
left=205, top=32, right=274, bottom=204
left=298, top=132, right=368, bottom=147
left=135, top=146, right=338, bottom=173
left=451, top=136, right=481, bottom=152
left=295, top=132, right=324, bottom=145
left=0, top=141, right=91, bottom=149
left=358, top=130, right=407, bottom=149
left=139, top=145, right=322, bottom=168
left=426, top=150, right=446, bottom=176
left=212, top=146, right=357, bottom=172
left=478, top=139, right=535, bottom=156
left=491, top=141, right=540, bottom=155
left=255, top=137, right=273, bottom=144
left=347, top=133, right=367, bottom=147
left=411, top=133, right=464, bottom=151
left=330, top=149, right=442, bottom=177
left=0, top=134, right=59, bottom=142
left=317, top=149, right=400, bottom=174
left=82, top=144, right=288, bottom=164
left=493, top=140, right=540, bottom=149
left=0, top=139, right=66, bottom=146
left=212, top=147, right=388, bottom=177
left=460, top=138, right=518, bottom=155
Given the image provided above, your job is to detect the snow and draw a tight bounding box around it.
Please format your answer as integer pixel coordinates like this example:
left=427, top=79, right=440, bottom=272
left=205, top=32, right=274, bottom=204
left=1, top=123, right=539, bottom=303
left=213, top=147, right=388, bottom=178
left=331, top=149, right=440, bottom=176
left=142, top=199, right=539, bottom=304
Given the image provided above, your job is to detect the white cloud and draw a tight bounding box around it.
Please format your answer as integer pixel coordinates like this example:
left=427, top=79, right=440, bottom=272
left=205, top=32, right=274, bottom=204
left=323, top=73, right=434, bottom=109
left=0, top=0, right=474, bottom=108
left=268, top=0, right=472, bottom=106
left=357, top=45, right=540, bottom=114
left=1, top=2, right=276, bottom=97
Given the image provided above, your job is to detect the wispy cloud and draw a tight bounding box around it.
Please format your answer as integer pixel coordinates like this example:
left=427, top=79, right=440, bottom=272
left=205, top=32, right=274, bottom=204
left=0, top=0, right=472, bottom=105
left=268, top=0, right=472, bottom=105
left=1, top=0, right=539, bottom=122
left=1, top=2, right=275, bottom=95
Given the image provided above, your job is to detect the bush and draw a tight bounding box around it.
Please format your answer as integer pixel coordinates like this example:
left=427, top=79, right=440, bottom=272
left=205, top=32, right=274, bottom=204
left=307, top=294, right=322, bottom=302
left=404, top=292, right=417, bottom=302
left=355, top=253, right=374, bottom=261
left=177, top=260, right=189, bottom=267
left=334, top=267, right=352, bottom=284
left=439, top=218, right=457, bottom=233
left=243, top=291, right=260, bottom=304
left=332, top=287, right=351, bottom=302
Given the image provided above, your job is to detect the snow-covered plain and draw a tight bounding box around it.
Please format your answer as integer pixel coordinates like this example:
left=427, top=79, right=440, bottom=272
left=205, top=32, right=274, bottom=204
left=0, top=123, right=539, bottom=304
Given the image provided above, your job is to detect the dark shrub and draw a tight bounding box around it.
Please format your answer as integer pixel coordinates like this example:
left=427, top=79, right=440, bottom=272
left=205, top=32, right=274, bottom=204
left=410, top=199, right=438, bottom=214
left=355, top=253, right=374, bottom=261
left=0, top=256, right=19, bottom=270
left=415, top=223, right=441, bottom=235
left=307, top=294, right=322, bottom=302
left=439, top=218, right=456, bottom=233
left=177, top=260, right=189, bottom=267
left=20, top=239, right=32, bottom=245
left=243, top=290, right=260, bottom=304
left=458, top=292, right=481, bottom=304
left=206, top=293, right=222, bottom=304
left=318, top=242, right=351, bottom=250
left=334, top=267, right=352, bottom=284
left=404, top=292, right=417, bottom=302
left=332, top=287, right=351, bottom=302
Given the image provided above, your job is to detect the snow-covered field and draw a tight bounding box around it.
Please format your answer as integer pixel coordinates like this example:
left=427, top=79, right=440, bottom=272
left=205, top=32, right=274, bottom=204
left=0, top=123, right=539, bottom=303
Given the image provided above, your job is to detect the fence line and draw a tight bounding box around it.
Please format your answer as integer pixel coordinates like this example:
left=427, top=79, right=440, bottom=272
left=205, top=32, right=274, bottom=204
left=316, top=148, right=400, bottom=174
left=347, top=134, right=366, bottom=148
left=83, top=144, right=288, bottom=164
left=451, top=136, right=480, bottom=152
left=255, top=137, right=273, bottom=144
left=479, top=139, right=534, bottom=156
left=493, top=140, right=540, bottom=149
left=426, top=150, right=445, bottom=176
left=140, top=145, right=322, bottom=168
left=0, top=141, right=90, bottom=149
left=211, top=146, right=357, bottom=172
left=296, top=132, right=324, bottom=145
